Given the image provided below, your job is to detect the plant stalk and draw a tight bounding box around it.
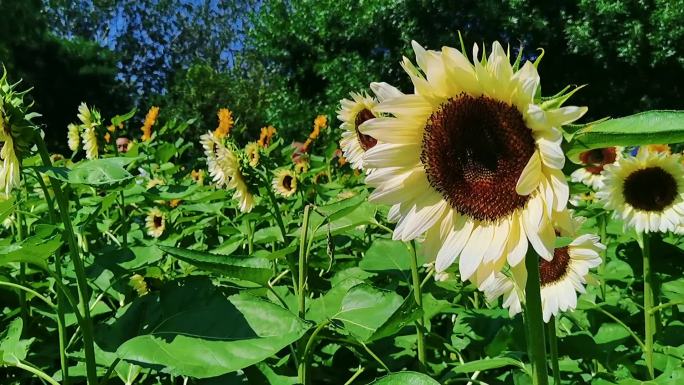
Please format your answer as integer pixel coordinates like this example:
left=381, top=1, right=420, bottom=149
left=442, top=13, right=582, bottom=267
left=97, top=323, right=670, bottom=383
left=637, top=232, right=655, bottom=379
left=524, top=250, right=549, bottom=385
left=119, top=190, right=127, bottom=249
left=547, top=316, right=561, bottom=385
left=297, top=205, right=312, bottom=384
left=408, top=241, right=427, bottom=372
left=35, top=133, right=98, bottom=385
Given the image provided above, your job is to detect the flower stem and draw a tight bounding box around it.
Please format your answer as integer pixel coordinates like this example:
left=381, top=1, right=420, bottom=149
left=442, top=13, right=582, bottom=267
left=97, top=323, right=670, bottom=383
left=35, top=134, right=98, bottom=385
left=15, top=206, right=28, bottom=324
left=597, top=213, right=608, bottom=299
left=119, top=190, right=127, bottom=249
left=547, top=316, right=561, bottom=385
left=297, top=205, right=312, bottom=385
left=524, top=250, right=549, bottom=385
left=637, top=232, right=655, bottom=379
left=408, top=241, right=427, bottom=372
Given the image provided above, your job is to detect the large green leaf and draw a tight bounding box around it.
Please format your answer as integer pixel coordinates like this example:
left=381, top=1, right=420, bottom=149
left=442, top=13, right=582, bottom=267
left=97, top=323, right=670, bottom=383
left=159, top=245, right=272, bottom=285
left=367, top=372, right=440, bottom=385
left=0, top=227, right=62, bottom=269
left=333, top=283, right=406, bottom=342
left=566, top=111, right=684, bottom=162
left=68, top=157, right=135, bottom=187
left=451, top=357, right=525, bottom=373
left=0, top=318, right=33, bottom=364
left=98, top=277, right=309, bottom=378
left=359, top=239, right=412, bottom=273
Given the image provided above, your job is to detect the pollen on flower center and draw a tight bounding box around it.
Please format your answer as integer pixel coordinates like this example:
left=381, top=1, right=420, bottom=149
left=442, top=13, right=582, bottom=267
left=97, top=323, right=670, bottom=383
left=420, top=94, right=536, bottom=222
left=579, top=148, right=617, bottom=175
left=354, top=109, right=378, bottom=151
left=623, top=166, right=678, bottom=211
left=540, top=246, right=571, bottom=286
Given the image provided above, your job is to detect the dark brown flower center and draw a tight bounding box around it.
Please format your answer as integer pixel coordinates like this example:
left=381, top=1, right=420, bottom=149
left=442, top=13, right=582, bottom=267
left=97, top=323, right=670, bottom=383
left=153, top=216, right=163, bottom=228
left=623, top=166, right=678, bottom=211
left=354, top=108, right=378, bottom=151
left=540, top=247, right=571, bottom=286
left=283, top=175, right=293, bottom=190
left=579, top=147, right=617, bottom=175
left=420, top=94, right=536, bottom=222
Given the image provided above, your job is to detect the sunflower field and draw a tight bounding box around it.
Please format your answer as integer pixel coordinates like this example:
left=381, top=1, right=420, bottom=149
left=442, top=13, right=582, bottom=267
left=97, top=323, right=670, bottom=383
left=2, top=2, right=684, bottom=385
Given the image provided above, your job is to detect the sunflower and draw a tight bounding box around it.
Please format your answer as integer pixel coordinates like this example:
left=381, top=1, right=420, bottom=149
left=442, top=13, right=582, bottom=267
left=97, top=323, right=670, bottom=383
left=67, top=123, right=81, bottom=152
left=481, top=232, right=604, bottom=322
left=638, top=144, right=671, bottom=156
left=314, top=114, right=328, bottom=130
left=146, top=178, right=165, bottom=189
left=81, top=124, right=99, bottom=160
left=294, top=159, right=309, bottom=174
left=214, top=108, right=234, bottom=139
left=190, top=169, right=205, bottom=185
left=245, top=141, right=260, bottom=167
left=338, top=83, right=403, bottom=170
left=145, top=207, right=166, bottom=238
left=0, top=131, right=20, bottom=198
left=258, top=125, right=277, bottom=148
left=272, top=169, right=297, bottom=197
left=597, top=150, right=684, bottom=233
left=201, top=132, right=229, bottom=186
left=362, top=41, right=586, bottom=280
left=141, top=106, right=159, bottom=142
left=570, top=147, right=622, bottom=189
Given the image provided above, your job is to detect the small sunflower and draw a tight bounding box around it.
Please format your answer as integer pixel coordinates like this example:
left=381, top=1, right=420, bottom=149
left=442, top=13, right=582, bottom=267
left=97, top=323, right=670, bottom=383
left=145, top=207, right=166, bottom=238
left=141, top=106, right=159, bottom=142
left=570, top=147, right=622, bottom=189
left=0, top=132, right=20, bottom=197
left=104, top=132, right=111, bottom=143
left=294, top=159, right=309, bottom=174
left=273, top=169, right=297, bottom=197
left=76, top=103, right=101, bottom=160
left=168, top=199, right=181, bottom=208
left=363, top=40, right=587, bottom=280
left=597, top=151, right=684, bottom=233
left=214, top=108, right=234, bottom=139
left=314, top=114, right=328, bottom=130
left=481, top=232, right=604, bottom=322
left=258, top=125, right=277, bottom=148
left=338, top=92, right=380, bottom=170
left=245, top=141, right=260, bottom=167
left=146, top=178, right=165, bottom=189
left=67, top=123, right=81, bottom=152
left=81, top=124, right=98, bottom=160
left=190, top=169, right=205, bottom=185
left=639, top=144, right=671, bottom=156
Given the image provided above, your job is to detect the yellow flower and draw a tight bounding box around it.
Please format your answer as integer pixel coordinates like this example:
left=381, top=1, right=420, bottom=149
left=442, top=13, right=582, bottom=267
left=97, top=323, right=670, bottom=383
left=258, top=125, right=277, bottom=148
left=314, top=114, right=327, bottom=130
left=107, top=124, right=116, bottom=133
left=81, top=124, right=98, bottom=160
left=129, top=274, right=149, bottom=296
left=145, top=207, right=166, bottom=238
left=0, top=132, right=20, bottom=198
left=67, top=123, right=81, bottom=152
left=77, top=102, right=94, bottom=128
left=570, top=147, right=623, bottom=190
left=146, top=178, right=165, bottom=189
left=104, top=132, right=111, bottom=143
left=363, top=41, right=587, bottom=282
left=294, top=160, right=309, bottom=174
left=141, top=106, right=160, bottom=142
left=245, top=141, right=260, bottom=167
left=272, top=169, right=297, bottom=197
left=638, top=144, right=671, bottom=156
left=190, top=169, right=205, bottom=185
left=214, top=108, right=234, bottom=139
left=169, top=199, right=181, bottom=208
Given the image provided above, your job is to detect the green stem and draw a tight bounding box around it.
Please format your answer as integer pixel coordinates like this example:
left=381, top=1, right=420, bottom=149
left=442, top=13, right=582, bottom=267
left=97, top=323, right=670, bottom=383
left=637, top=232, right=655, bottom=379
left=35, top=133, right=98, bottom=385
left=524, top=250, right=549, bottom=385
left=343, top=366, right=365, bottom=385
left=13, top=360, right=62, bottom=385
left=591, top=304, right=645, bottom=350
left=33, top=169, right=70, bottom=384
left=649, top=301, right=684, bottom=314
left=297, top=205, right=312, bottom=385
left=597, top=213, right=607, bottom=299
left=119, top=190, right=127, bottom=249
left=408, top=241, right=427, bottom=372
left=246, top=219, right=254, bottom=255
left=0, top=281, right=55, bottom=308
left=547, top=317, right=561, bottom=385
left=15, top=207, right=28, bottom=324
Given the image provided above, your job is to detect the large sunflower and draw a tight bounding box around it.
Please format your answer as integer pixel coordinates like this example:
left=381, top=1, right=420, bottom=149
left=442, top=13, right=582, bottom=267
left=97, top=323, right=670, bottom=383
left=597, top=150, right=684, bottom=233
left=272, top=169, right=297, bottom=198
left=361, top=41, right=586, bottom=280
left=145, top=207, right=166, bottom=238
